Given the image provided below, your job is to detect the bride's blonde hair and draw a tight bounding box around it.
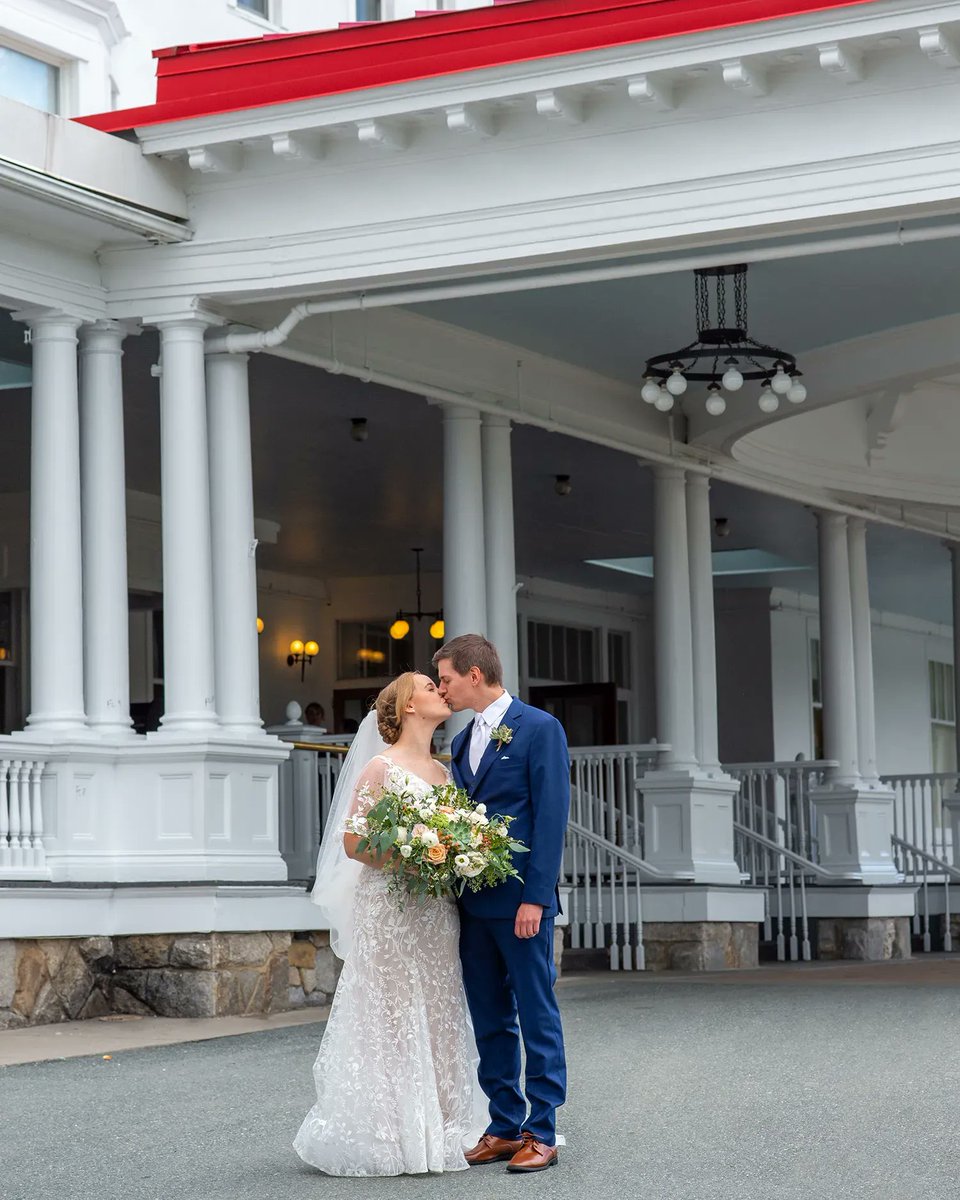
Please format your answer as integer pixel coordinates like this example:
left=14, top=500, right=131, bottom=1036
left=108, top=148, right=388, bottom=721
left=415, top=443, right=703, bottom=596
left=374, top=672, right=418, bottom=746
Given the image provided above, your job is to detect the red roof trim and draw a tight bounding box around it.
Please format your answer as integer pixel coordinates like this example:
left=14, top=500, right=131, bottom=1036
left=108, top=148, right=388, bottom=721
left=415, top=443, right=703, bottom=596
left=76, top=0, right=872, bottom=134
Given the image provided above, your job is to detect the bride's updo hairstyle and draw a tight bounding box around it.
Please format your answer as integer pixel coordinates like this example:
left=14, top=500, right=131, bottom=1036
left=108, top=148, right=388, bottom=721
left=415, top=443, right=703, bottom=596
left=375, top=672, right=418, bottom=745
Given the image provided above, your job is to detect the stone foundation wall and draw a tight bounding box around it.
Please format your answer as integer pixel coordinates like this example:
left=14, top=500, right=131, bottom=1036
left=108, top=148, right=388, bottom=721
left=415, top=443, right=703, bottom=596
left=0, top=931, right=342, bottom=1030
left=642, top=921, right=759, bottom=972
left=815, top=916, right=911, bottom=961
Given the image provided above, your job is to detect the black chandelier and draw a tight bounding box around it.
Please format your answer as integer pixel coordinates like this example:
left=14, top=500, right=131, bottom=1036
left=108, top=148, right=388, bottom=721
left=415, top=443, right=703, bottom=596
left=389, top=548, right=445, bottom=642
left=641, top=264, right=807, bottom=417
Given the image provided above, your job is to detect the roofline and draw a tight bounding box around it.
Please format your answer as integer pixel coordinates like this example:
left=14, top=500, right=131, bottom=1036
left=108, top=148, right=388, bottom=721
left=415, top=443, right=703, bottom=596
left=75, top=0, right=868, bottom=134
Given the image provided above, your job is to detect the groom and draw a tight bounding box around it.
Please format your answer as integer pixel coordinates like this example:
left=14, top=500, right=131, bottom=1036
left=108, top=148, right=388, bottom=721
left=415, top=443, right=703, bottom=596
left=434, top=634, right=569, bottom=1174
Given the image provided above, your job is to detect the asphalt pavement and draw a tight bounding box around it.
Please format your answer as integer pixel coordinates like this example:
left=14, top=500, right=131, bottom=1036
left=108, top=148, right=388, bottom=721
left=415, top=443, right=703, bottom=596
left=2, top=962, right=960, bottom=1200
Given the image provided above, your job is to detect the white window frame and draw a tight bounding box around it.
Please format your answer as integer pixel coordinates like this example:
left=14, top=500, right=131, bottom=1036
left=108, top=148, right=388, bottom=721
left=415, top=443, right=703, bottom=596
left=229, top=0, right=281, bottom=29
left=0, top=35, right=69, bottom=116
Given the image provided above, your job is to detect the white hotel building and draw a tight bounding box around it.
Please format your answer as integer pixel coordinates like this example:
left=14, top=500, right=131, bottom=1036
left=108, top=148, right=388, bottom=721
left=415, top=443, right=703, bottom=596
left=2, top=0, right=960, bottom=1025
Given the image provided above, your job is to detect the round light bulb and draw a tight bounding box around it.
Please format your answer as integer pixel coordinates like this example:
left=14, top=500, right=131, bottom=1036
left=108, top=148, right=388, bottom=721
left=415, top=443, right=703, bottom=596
left=665, top=367, right=688, bottom=396
left=705, top=392, right=727, bottom=417
left=304, top=640, right=319, bottom=658
left=289, top=639, right=304, bottom=656
left=721, top=365, right=744, bottom=391
left=256, top=617, right=264, bottom=634
left=758, top=386, right=780, bottom=414
left=641, top=378, right=661, bottom=404
left=654, top=388, right=675, bottom=412
left=429, top=619, right=445, bottom=641
left=389, top=619, right=410, bottom=641
left=787, top=378, right=807, bottom=404
left=771, top=365, right=792, bottom=395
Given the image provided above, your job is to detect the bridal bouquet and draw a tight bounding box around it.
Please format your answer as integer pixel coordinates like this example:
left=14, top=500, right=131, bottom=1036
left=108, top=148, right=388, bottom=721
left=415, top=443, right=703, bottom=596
left=345, top=779, right=528, bottom=902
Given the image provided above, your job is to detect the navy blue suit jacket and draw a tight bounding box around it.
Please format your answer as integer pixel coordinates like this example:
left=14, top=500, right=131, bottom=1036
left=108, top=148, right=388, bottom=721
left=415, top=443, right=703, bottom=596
left=451, top=698, right=570, bottom=919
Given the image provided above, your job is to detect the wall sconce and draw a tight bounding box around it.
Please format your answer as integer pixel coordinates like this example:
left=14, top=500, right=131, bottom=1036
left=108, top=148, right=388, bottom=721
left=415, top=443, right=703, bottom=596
left=287, top=638, right=319, bottom=681
left=256, top=617, right=264, bottom=634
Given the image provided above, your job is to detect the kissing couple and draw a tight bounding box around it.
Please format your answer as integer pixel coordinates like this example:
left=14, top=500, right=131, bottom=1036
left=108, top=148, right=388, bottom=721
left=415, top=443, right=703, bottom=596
left=294, top=633, right=570, bottom=1177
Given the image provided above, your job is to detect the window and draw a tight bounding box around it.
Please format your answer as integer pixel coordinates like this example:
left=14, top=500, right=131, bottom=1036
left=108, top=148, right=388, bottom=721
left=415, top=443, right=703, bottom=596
left=929, top=660, right=957, bottom=773
left=810, top=637, right=824, bottom=760
left=608, top=630, right=631, bottom=689
left=528, top=620, right=595, bottom=683
left=338, top=620, right=413, bottom=680
left=236, top=0, right=270, bottom=14
left=0, top=45, right=59, bottom=114
left=356, top=0, right=382, bottom=19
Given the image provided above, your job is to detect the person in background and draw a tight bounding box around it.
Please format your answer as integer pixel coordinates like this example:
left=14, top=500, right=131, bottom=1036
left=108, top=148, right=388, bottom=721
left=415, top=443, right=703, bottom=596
left=304, top=702, right=328, bottom=733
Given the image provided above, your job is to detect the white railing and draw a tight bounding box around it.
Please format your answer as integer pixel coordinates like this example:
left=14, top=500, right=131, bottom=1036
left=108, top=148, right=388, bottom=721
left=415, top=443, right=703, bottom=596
left=0, top=756, right=48, bottom=879
left=568, top=743, right=666, bottom=855
left=891, top=835, right=959, bottom=953
left=882, top=772, right=957, bottom=864
left=278, top=742, right=350, bottom=881
left=733, top=820, right=834, bottom=962
left=726, top=760, right=836, bottom=867
left=562, top=820, right=669, bottom=971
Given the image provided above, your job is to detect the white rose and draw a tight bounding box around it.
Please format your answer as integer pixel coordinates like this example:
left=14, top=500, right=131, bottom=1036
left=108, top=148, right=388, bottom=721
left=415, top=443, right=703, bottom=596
left=419, top=808, right=432, bottom=821
left=395, top=826, right=408, bottom=844
left=399, top=844, right=413, bottom=858
left=471, top=829, right=483, bottom=847
left=418, top=828, right=439, bottom=848
left=476, top=804, right=487, bottom=815
left=454, top=854, right=471, bottom=870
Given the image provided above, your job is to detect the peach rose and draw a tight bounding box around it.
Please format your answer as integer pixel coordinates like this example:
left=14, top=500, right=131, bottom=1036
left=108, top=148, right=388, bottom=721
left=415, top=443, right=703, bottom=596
left=438, top=805, right=455, bottom=814
left=426, top=843, right=448, bottom=864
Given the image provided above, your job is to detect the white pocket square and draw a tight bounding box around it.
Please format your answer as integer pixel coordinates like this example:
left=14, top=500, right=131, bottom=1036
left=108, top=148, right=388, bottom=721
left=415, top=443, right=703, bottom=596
left=500, top=755, right=510, bottom=760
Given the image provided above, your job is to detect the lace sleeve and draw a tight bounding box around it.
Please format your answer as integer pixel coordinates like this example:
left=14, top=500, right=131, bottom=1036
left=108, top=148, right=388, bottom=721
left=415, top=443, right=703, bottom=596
left=347, top=756, right=390, bottom=823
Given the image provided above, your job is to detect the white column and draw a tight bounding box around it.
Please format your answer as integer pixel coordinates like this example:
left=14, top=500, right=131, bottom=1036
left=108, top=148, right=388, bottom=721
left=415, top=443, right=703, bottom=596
left=80, top=321, right=134, bottom=737
left=686, top=474, right=720, bottom=771
left=653, top=466, right=698, bottom=770
left=206, top=350, right=262, bottom=735
left=443, top=405, right=487, bottom=638
left=817, top=512, right=860, bottom=786
left=481, top=414, right=519, bottom=694
left=945, top=545, right=960, bottom=866
left=21, top=313, right=87, bottom=733
left=847, top=518, right=878, bottom=784
left=950, top=545, right=960, bottom=773
left=155, top=320, right=218, bottom=733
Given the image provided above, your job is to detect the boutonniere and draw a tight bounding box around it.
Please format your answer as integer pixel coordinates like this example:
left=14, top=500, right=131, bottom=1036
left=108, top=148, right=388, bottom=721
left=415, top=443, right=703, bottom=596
left=490, top=724, right=514, bottom=752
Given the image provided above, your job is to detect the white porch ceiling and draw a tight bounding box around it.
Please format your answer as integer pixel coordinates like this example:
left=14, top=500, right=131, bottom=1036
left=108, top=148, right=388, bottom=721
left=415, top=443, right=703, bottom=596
left=0, top=311, right=952, bottom=628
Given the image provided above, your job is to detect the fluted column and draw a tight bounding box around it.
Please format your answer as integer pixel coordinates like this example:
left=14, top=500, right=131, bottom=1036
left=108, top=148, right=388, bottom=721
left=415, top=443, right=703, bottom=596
left=20, top=312, right=87, bottom=734
left=847, top=518, right=878, bottom=784
left=206, top=350, right=262, bottom=735
left=80, top=321, right=134, bottom=737
left=686, top=474, right=720, bottom=771
left=481, top=414, right=519, bottom=694
left=817, top=512, right=860, bottom=786
left=155, top=320, right=218, bottom=733
left=653, top=466, right=698, bottom=770
left=443, top=405, right=487, bottom=639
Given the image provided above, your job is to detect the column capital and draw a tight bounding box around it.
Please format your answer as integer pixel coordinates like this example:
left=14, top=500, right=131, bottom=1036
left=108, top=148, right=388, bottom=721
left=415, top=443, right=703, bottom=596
left=79, top=321, right=129, bottom=355
left=11, top=310, right=83, bottom=340
left=442, top=403, right=482, bottom=422
left=816, top=509, right=848, bottom=530
left=685, top=471, right=711, bottom=492
left=653, top=462, right=687, bottom=483
left=481, top=411, right=512, bottom=431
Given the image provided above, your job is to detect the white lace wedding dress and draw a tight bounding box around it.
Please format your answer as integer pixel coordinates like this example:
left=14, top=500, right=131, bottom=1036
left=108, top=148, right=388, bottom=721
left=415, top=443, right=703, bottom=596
left=294, top=755, right=482, bottom=1177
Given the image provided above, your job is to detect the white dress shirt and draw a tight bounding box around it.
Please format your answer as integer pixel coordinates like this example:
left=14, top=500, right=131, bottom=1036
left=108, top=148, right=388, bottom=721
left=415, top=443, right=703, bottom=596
left=468, top=691, right=513, bottom=774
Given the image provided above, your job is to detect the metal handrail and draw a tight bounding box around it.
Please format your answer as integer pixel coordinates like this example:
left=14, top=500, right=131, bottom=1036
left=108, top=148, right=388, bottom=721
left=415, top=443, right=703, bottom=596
left=733, top=822, right=834, bottom=879
left=567, top=819, right=682, bottom=880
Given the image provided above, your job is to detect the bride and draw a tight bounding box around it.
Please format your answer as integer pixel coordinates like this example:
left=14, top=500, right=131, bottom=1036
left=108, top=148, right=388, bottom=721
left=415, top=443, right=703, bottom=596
left=294, top=671, right=485, bottom=1176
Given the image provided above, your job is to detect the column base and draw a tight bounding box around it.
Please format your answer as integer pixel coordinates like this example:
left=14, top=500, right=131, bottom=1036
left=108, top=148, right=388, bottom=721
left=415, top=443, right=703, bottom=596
left=640, top=883, right=765, bottom=971
left=809, top=783, right=900, bottom=883
left=14, top=734, right=291, bottom=883
left=641, top=769, right=742, bottom=884
left=815, top=917, right=912, bottom=962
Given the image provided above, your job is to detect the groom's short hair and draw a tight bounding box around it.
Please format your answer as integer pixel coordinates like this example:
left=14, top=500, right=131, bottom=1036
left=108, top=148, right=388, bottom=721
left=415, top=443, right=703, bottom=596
left=432, top=634, right=503, bottom=686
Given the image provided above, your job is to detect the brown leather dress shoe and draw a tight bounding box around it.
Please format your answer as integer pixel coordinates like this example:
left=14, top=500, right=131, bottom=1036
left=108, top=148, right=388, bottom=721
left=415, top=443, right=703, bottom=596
left=506, top=1131, right=559, bottom=1173
left=464, top=1133, right=524, bottom=1165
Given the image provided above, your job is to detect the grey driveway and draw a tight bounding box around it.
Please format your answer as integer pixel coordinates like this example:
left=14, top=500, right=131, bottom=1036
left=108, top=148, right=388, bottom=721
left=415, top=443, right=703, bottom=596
left=2, top=961, right=959, bottom=1200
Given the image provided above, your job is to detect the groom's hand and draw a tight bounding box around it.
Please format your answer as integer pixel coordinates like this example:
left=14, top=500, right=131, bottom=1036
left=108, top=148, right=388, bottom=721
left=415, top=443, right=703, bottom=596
left=514, top=902, right=543, bottom=939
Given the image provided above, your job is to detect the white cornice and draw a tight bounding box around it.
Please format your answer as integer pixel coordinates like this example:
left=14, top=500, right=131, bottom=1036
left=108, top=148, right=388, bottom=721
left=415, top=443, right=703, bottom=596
left=46, top=0, right=128, bottom=46
left=132, top=0, right=960, bottom=156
